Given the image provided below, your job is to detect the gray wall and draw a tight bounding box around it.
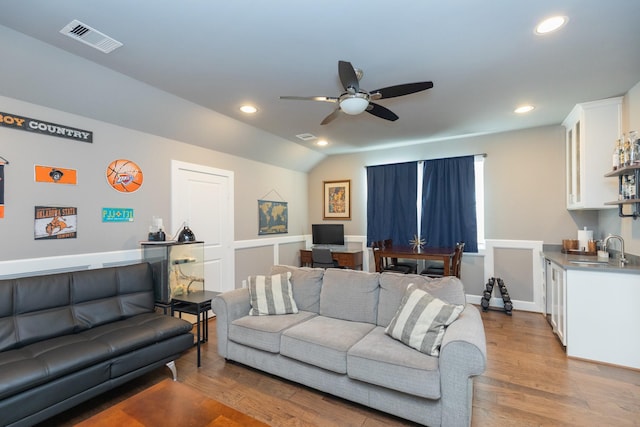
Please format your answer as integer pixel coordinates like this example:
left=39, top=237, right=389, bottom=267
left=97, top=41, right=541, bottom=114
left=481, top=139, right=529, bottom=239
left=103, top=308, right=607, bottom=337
left=0, top=95, right=308, bottom=262
left=308, top=124, right=588, bottom=244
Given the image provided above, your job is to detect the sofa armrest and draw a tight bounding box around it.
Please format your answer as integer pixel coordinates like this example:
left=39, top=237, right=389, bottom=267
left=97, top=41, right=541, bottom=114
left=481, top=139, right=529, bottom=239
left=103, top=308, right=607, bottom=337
left=439, top=304, right=487, bottom=427
left=212, top=288, right=251, bottom=358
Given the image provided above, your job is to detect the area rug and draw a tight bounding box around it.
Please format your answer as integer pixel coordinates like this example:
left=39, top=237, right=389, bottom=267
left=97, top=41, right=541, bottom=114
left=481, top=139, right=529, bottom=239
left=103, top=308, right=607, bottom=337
left=74, top=379, right=269, bottom=427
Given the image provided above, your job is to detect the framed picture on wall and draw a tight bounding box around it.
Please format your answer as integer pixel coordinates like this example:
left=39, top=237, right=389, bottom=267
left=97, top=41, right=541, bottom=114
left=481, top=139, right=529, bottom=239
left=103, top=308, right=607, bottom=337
left=323, top=180, right=351, bottom=220
left=258, top=200, right=288, bottom=235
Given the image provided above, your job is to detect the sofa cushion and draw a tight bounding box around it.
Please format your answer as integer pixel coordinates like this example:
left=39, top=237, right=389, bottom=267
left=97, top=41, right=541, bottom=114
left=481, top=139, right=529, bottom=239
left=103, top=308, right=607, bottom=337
left=229, top=311, right=316, bottom=353
left=0, top=335, right=111, bottom=400
left=248, top=272, right=298, bottom=316
left=1, top=273, right=76, bottom=351
left=271, top=265, right=324, bottom=313
left=280, top=316, right=375, bottom=374
left=377, top=273, right=466, bottom=327
left=347, top=326, right=441, bottom=399
left=73, top=263, right=155, bottom=328
left=320, top=269, right=380, bottom=323
left=385, top=284, right=464, bottom=356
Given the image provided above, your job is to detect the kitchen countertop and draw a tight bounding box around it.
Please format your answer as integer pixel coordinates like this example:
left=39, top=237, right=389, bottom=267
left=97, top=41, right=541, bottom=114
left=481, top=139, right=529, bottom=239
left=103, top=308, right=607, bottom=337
left=543, top=249, right=640, bottom=275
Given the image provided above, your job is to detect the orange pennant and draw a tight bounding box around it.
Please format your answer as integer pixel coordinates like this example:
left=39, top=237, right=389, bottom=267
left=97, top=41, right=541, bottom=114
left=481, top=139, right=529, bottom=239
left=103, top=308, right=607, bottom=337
left=34, top=165, right=77, bottom=184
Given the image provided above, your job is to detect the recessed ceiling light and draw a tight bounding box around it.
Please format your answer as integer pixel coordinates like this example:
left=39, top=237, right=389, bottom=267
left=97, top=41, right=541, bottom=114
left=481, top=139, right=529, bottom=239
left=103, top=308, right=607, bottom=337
left=240, top=105, right=257, bottom=114
left=514, top=105, right=535, bottom=114
left=316, top=139, right=328, bottom=146
left=535, top=16, right=568, bottom=35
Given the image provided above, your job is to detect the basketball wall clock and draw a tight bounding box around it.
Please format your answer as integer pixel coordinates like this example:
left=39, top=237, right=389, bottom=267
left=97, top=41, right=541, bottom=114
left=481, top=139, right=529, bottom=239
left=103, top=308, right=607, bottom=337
left=105, top=159, right=143, bottom=193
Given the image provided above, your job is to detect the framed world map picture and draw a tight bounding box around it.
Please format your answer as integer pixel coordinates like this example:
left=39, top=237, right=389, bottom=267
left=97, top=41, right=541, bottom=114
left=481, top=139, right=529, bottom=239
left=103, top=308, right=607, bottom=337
left=258, top=200, right=288, bottom=235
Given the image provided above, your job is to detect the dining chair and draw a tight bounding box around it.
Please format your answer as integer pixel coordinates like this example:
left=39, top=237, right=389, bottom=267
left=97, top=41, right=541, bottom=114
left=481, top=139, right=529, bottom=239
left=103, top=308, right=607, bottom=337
left=372, top=240, right=414, bottom=274
left=384, top=239, right=418, bottom=274
left=421, top=242, right=465, bottom=278
left=312, top=248, right=340, bottom=268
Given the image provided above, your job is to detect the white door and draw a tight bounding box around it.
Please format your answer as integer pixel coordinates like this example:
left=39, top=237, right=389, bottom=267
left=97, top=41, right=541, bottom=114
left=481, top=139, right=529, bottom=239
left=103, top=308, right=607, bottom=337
left=171, top=160, right=234, bottom=294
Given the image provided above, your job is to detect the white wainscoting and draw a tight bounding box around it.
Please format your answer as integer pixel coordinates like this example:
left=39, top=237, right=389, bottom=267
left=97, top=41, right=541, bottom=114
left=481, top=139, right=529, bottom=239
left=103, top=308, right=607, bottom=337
left=2, top=238, right=542, bottom=315
left=0, top=249, right=142, bottom=279
left=467, top=239, right=544, bottom=313
left=234, top=234, right=370, bottom=271
left=0, top=235, right=370, bottom=281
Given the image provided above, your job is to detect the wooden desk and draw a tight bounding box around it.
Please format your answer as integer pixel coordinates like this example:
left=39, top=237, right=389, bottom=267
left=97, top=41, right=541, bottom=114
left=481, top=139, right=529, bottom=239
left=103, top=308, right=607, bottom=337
left=300, top=249, right=363, bottom=270
left=373, top=246, right=455, bottom=275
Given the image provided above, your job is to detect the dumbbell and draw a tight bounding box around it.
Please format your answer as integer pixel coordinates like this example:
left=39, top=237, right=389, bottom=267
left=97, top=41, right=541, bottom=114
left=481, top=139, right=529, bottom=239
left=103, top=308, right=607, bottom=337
left=504, top=300, right=513, bottom=315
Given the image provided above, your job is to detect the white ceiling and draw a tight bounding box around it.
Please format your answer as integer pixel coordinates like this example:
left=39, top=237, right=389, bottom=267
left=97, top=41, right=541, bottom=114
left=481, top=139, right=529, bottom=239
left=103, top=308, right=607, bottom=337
left=1, top=0, right=639, bottom=159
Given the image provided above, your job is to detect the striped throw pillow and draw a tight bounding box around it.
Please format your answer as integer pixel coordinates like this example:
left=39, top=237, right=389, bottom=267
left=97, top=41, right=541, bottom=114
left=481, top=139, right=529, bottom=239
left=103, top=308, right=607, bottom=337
left=248, top=272, right=298, bottom=316
left=385, top=283, right=464, bottom=356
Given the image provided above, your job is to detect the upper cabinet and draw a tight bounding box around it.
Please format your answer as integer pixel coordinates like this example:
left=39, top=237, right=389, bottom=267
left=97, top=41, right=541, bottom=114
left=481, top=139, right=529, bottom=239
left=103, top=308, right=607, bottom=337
left=563, top=97, right=622, bottom=210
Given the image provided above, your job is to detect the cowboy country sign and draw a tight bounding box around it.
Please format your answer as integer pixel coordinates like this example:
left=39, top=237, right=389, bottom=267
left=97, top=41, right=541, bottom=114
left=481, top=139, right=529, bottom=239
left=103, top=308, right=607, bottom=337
left=0, top=111, right=93, bottom=143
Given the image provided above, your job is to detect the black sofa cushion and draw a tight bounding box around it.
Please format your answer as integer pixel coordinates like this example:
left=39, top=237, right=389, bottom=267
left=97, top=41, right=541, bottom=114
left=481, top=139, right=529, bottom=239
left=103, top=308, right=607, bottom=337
left=0, top=263, right=156, bottom=352
left=0, top=312, right=192, bottom=400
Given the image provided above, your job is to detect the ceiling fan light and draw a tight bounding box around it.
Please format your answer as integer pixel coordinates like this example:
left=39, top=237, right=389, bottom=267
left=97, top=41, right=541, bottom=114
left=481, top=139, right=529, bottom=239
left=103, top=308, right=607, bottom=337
left=340, top=96, right=369, bottom=115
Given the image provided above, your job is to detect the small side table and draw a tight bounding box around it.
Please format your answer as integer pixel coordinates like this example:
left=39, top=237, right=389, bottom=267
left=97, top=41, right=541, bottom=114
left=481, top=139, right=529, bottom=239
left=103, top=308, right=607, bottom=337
left=171, top=290, right=219, bottom=367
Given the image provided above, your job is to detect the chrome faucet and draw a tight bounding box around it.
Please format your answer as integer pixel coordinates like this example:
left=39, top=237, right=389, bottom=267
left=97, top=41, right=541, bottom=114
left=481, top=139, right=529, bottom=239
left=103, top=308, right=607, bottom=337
left=604, top=234, right=628, bottom=265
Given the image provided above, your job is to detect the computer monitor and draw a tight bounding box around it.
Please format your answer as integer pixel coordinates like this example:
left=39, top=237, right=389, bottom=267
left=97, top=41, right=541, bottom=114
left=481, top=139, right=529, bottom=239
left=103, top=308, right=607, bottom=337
left=311, top=224, right=344, bottom=246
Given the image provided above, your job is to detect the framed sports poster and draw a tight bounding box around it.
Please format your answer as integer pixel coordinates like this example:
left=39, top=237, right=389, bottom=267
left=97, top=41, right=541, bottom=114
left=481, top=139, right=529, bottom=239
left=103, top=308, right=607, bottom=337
left=34, top=206, right=77, bottom=239
left=323, top=180, right=351, bottom=220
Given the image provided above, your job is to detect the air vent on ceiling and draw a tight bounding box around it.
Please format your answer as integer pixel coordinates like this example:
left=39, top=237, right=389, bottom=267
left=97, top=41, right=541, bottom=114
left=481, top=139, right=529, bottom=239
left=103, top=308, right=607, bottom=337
left=59, top=20, right=123, bottom=53
left=296, top=133, right=317, bottom=141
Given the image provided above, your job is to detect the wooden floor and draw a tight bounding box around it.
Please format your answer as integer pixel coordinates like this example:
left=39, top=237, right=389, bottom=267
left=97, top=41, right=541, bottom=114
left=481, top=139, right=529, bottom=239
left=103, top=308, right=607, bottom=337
left=39, top=308, right=640, bottom=427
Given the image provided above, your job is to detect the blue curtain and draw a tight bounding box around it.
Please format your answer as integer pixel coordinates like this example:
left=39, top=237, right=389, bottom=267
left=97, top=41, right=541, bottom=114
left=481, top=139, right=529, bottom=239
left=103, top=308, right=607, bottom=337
left=421, top=156, right=478, bottom=252
left=366, top=162, right=417, bottom=246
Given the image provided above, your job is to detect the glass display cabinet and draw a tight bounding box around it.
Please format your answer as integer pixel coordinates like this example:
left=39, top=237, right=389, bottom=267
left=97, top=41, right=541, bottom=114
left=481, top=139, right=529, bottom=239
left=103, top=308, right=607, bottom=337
left=141, top=241, right=205, bottom=303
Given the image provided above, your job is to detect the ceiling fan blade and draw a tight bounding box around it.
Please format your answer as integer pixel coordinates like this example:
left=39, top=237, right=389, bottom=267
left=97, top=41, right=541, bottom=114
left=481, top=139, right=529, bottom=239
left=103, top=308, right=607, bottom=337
left=280, top=95, right=338, bottom=103
left=367, top=103, right=399, bottom=121
left=338, top=60, right=359, bottom=92
left=371, top=81, right=434, bottom=99
left=321, top=108, right=341, bottom=125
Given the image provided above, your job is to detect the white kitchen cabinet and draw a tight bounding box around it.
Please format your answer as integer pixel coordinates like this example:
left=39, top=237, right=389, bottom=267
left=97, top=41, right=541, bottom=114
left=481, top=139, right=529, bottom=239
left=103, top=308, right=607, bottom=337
left=563, top=97, right=622, bottom=209
left=545, top=259, right=566, bottom=345
left=566, top=269, right=640, bottom=369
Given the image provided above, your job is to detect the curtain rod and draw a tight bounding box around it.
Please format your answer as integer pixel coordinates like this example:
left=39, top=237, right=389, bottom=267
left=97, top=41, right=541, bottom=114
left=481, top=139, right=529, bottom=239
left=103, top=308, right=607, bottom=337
left=365, top=153, right=487, bottom=168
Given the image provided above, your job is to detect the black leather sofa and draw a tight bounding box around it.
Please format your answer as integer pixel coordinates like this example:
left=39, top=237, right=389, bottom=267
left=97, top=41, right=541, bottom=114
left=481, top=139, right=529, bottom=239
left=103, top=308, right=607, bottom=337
left=0, top=262, right=194, bottom=427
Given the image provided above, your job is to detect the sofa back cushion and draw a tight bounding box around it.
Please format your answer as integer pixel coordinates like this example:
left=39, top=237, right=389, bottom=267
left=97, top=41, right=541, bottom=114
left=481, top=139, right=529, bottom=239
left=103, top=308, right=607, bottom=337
left=377, top=273, right=466, bottom=327
left=271, top=265, right=324, bottom=313
left=0, top=272, right=75, bottom=351
left=73, top=263, right=155, bottom=328
left=0, top=263, right=154, bottom=351
left=320, top=269, right=380, bottom=324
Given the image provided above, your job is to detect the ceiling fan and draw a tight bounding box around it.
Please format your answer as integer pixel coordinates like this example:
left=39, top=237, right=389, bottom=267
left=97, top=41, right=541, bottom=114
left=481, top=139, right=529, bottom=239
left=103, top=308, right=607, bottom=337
left=280, top=60, right=433, bottom=125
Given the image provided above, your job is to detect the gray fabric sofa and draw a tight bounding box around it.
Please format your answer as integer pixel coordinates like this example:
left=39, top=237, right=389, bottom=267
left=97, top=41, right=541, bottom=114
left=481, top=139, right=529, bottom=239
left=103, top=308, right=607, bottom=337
left=0, top=262, right=194, bottom=427
left=213, top=266, right=486, bottom=427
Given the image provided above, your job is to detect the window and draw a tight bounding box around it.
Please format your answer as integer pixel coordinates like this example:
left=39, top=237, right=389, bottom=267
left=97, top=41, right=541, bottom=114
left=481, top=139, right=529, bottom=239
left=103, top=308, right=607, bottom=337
left=367, top=155, right=484, bottom=251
